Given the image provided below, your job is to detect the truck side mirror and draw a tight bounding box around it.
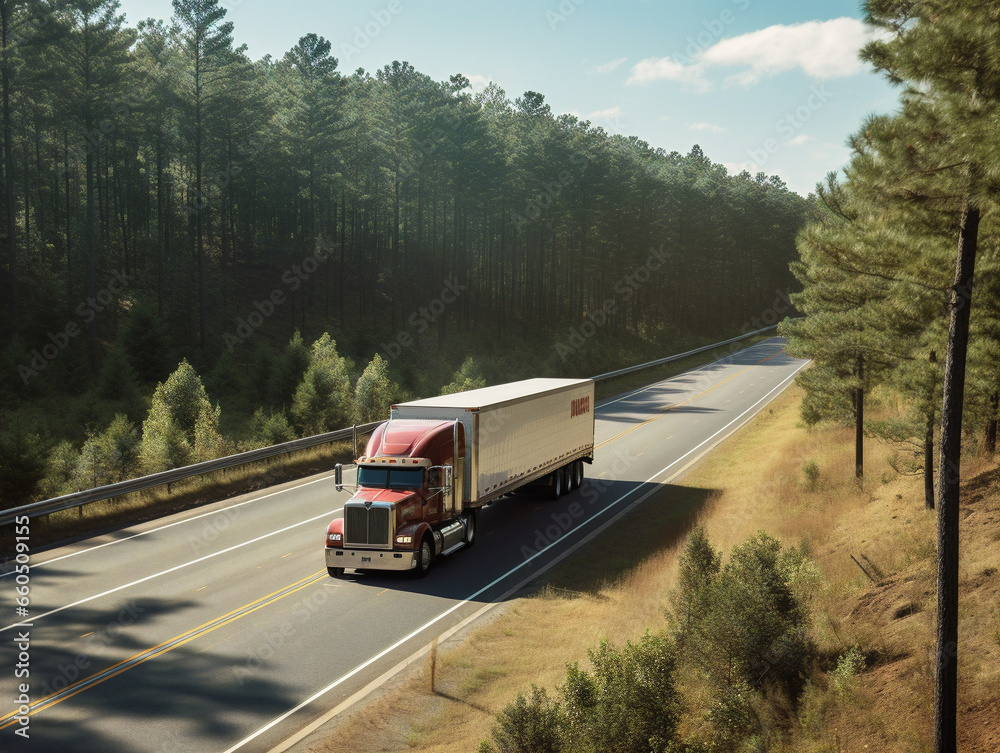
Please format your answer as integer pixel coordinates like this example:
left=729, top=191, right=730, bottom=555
left=441, top=465, right=453, bottom=490
left=334, top=463, right=343, bottom=492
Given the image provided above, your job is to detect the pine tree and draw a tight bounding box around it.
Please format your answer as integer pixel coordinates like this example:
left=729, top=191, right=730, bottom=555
left=290, top=333, right=354, bottom=435
left=354, top=353, right=399, bottom=423
left=861, top=3, right=1000, bottom=749
left=52, top=0, right=135, bottom=371
left=171, top=0, right=237, bottom=351
left=140, top=359, right=220, bottom=471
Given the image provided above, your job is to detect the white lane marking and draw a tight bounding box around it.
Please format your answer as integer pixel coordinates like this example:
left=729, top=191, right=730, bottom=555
left=224, top=358, right=808, bottom=753
left=597, top=338, right=784, bottom=409
left=0, top=508, right=343, bottom=633
left=0, top=469, right=358, bottom=578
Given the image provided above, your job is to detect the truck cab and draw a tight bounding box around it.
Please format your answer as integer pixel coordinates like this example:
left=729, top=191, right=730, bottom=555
left=325, top=419, right=471, bottom=578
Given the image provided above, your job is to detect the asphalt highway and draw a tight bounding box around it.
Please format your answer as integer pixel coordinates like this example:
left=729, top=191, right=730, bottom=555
left=0, top=337, right=807, bottom=753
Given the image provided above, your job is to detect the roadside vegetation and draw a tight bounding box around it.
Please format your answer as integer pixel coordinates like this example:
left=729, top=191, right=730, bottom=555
left=310, top=384, right=1000, bottom=753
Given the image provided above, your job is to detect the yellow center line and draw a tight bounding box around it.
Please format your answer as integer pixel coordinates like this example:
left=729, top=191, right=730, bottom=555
left=594, top=349, right=783, bottom=451
left=0, top=569, right=327, bottom=728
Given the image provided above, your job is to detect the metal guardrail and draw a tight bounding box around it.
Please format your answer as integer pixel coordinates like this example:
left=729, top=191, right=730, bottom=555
left=1, top=325, right=779, bottom=526
left=0, top=422, right=381, bottom=526
left=591, top=324, right=778, bottom=382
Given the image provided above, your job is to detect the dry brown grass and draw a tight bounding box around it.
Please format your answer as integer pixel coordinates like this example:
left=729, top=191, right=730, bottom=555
left=302, top=383, right=1000, bottom=753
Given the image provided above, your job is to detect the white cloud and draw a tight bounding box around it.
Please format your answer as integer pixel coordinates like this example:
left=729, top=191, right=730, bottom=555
left=628, top=17, right=873, bottom=91
left=626, top=57, right=710, bottom=91
left=702, top=18, right=870, bottom=85
left=690, top=122, right=726, bottom=133
left=787, top=134, right=815, bottom=145
left=724, top=161, right=759, bottom=175
left=588, top=106, right=623, bottom=121
left=594, top=57, right=628, bottom=73
left=465, top=74, right=494, bottom=93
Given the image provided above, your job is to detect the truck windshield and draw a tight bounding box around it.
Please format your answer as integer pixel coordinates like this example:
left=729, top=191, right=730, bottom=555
left=358, top=466, right=424, bottom=490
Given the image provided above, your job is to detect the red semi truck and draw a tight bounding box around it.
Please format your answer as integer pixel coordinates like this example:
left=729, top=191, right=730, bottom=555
left=325, top=378, right=595, bottom=577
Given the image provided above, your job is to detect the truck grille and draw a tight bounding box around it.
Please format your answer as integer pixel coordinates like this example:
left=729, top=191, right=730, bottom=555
left=344, top=504, right=392, bottom=548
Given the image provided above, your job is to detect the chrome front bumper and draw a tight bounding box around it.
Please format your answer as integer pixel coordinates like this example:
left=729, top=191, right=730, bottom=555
left=326, top=546, right=417, bottom=571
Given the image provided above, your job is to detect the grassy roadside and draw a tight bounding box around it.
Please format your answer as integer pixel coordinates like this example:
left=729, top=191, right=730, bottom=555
left=302, top=382, right=1000, bottom=753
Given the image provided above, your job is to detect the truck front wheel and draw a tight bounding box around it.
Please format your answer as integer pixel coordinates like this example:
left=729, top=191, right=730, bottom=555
left=327, top=566, right=344, bottom=578
left=415, top=536, right=433, bottom=578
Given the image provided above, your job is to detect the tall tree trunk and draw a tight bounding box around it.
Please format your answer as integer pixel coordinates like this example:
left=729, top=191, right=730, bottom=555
left=934, top=199, right=980, bottom=753
left=2, top=1, right=18, bottom=342
left=855, top=357, right=864, bottom=479
left=926, top=350, right=937, bottom=511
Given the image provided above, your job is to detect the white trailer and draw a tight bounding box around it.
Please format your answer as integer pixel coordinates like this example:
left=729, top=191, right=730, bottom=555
left=390, top=378, right=595, bottom=506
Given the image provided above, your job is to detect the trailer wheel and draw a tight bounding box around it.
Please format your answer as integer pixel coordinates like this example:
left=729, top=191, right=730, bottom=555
left=327, top=567, right=344, bottom=578
left=414, top=536, right=433, bottom=578
left=551, top=468, right=565, bottom=499
left=463, top=509, right=477, bottom=548
left=573, top=460, right=584, bottom=489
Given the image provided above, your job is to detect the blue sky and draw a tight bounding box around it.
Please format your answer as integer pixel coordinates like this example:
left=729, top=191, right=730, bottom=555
left=115, top=0, right=901, bottom=196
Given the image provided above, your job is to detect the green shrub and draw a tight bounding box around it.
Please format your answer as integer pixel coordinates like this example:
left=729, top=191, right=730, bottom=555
left=40, top=440, right=80, bottom=498
left=803, top=459, right=820, bottom=490
left=355, top=353, right=401, bottom=423
left=291, top=333, right=355, bottom=435
left=670, top=526, right=722, bottom=643
left=832, top=645, right=866, bottom=701
left=272, top=330, right=310, bottom=406
left=72, top=415, right=141, bottom=489
left=561, top=633, right=680, bottom=753
left=441, top=356, right=487, bottom=395
left=140, top=360, right=223, bottom=472
left=249, top=408, right=296, bottom=446
left=479, top=686, right=563, bottom=753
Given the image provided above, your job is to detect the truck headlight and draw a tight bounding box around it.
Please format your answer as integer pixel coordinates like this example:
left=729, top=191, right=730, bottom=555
left=395, top=535, right=412, bottom=544
left=328, top=533, right=342, bottom=542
